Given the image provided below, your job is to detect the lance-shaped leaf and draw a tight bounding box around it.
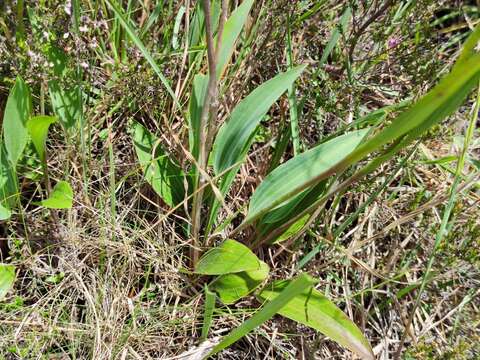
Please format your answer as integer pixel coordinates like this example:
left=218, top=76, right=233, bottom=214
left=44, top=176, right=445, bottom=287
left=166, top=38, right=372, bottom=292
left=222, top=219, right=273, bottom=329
left=0, top=264, right=15, bottom=300
left=39, top=181, right=73, bottom=209
left=246, top=129, right=369, bottom=223
left=132, top=122, right=185, bottom=208
left=257, top=280, right=374, bottom=360
left=216, top=0, right=254, bottom=78
left=209, top=273, right=315, bottom=356
left=214, top=65, right=307, bottom=175
left=195, top=239, right=260, bottom=275
left=27, top=115, right=57, bottom=162
left=212, top=261, right=269, bottom=304
left=3, top=77, right=31, bottom=167
left=188, top=74, right=209, bottom=162
left=0, top=145, right=18, bottom=209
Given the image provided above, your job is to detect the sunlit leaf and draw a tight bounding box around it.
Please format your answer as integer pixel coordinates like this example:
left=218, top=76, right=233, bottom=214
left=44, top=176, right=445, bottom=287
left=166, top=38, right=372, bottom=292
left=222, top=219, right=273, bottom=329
left=39, top=181, right=73, bottom=209
left=258, top=279, right=374, bottom=360
left=3, top=77, right=31, bottom=167
left=132, top=122, right=185, bottom=207
left=26, top=115, right=57, bottom=162
left=0, top=264, right=15, bottom=300
left=212, top=261, right=269, bottom=304
left=195, top=239, right=260, bottom=275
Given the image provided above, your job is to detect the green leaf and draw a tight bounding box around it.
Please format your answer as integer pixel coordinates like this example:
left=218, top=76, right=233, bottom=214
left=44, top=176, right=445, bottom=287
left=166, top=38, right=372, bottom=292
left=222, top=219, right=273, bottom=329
left=0, top=264, right=15, bottom=300
left=212, top=261, right=269, bottom=304
left=3, top=76, right=31, bottom=167
left=214, top=65, right=307, bottom=175
left=39, top=181, right=73, bottom=209
left=246, top=129, right=369, bottom=224
left=0, top=145, right=18, bottom=208
left=0, top=203, right=11, bottom=221
left=209, top=273, right=315, bottom=356
left=216, top=0, right=254, bottom=78
left=26, top=115, right=57, bottom=162
left=195, top=239, right=260, bottom=275
left=132, top=122, right=185, bottom=207
left=105, top=0, right=179, bottom=107
left=47, top=46, right=81, bottom=129
left=257, top=280, right=374, bottom=360
left=272, top=214, right=310, bottom=244
left=319, top=7, right=351, bottom=67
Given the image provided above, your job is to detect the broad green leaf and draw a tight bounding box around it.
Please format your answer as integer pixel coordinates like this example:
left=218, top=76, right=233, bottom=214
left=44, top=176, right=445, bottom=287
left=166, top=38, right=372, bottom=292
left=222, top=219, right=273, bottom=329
left=195, top=239, right=260, bottom=275
left=3, top=77, right=31, bottom=167
left=0, top=203, right=11, bottom=220
left=132, top=122, right=185, bottom=207
left=47, top=46, right=81, bottom=129
left=201, top=285, right=216, bottom=340
left=209, top=273, right=315, bottom=356
left=214, top=65, right=307, bottom=175
left=246, top=129, right=369, bottom=223
left=257, top=280, right=374, bottom=360
left=0, top=264, right=16, bottom=300
left=105, top=0, right=179, bottom=107
left=26, top=115, right=57, bottom=162
left=39, top=181, right=73, bottom=209
left=216, top=0, right=254, bottom=78
left=212, top=261, right=269, bottom=304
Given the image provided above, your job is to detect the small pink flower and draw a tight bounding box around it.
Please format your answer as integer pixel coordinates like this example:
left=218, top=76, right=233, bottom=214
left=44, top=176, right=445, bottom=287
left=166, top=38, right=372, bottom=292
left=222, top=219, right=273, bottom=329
left=388, top=37, right=401, bottom=49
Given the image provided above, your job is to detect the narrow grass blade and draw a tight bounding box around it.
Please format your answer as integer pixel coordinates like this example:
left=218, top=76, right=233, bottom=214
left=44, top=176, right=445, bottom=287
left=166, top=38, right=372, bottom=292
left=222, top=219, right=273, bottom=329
left=0, top=264, right=15, bottom=300
left=3, top=76, right=31, bottom=167
left=201, top=285, right=216, bottom=341
left=26, top=115, right=57, bottom=162
left=209, top=273, right=315, bottom=356
left=38, top=181, right=73, bottom=209
left=105, top=0, right=179, bottom=107
left=172, top=5, right=186, bottom=50
left=188, top=74, right=209, bottom=162
left=132, top=122, right=186, bottom=208
left=286, top=12, right=300, bottom=155
left=319, top=7, right=351, bottom=67
left=257, top=280, right=374, bottom=360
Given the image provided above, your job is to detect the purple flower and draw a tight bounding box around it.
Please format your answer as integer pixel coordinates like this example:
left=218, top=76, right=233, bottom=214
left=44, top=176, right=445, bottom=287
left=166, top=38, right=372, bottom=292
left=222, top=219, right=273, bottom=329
left=388, top=37, right=401, bottom=49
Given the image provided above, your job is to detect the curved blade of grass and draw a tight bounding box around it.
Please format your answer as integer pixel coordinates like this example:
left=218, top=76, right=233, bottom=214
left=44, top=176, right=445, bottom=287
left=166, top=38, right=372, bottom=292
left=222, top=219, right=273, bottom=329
left=209, top=273, right=315, bottom=356
left=0, top=264, right=15, bottom=300
left=245, top=129, right=369, bottom=223
left=201, top=285, right=216, bottom=341
left=105, top=0, right=179, bottom=107
left=26, top=115, right=57, bottom=162
left=3, top=76, right=31, bottom=167
left=257, top=279, right=374, bottom=360
left=319, top=7, right=351, bottom=67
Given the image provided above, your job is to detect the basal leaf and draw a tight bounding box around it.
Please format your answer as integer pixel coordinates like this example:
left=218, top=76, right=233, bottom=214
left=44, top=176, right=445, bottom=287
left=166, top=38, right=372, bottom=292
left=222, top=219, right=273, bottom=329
left=132, top=122, right=185, bottom=207
left=195, top=239, right=260, bottom=275
left=0, top=203, right=12, bottom=221
left=0, top=145, right=18, bottom=208
left=246, top=129, right=369, bottom=223
left=3, top=77, right=31, bottom=167
left=39, top=181, right=73, bottom=209
left=26, top=115, right=57, bottom=162
left=212, top=261, right=269, bottom=304
left=257, top=279, right=374, bottom=360
left=0, top=264, right=15, bottom=300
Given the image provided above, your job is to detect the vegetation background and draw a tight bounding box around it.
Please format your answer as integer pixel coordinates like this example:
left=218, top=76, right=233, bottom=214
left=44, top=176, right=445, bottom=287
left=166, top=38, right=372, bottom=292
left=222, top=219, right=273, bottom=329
left=0, top=0, right=479, bottom=358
